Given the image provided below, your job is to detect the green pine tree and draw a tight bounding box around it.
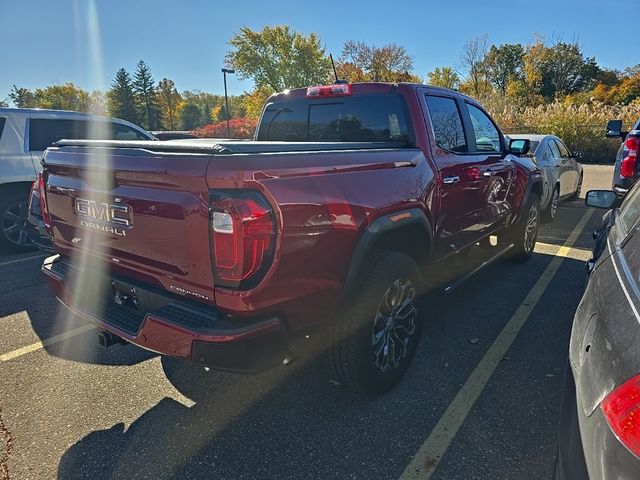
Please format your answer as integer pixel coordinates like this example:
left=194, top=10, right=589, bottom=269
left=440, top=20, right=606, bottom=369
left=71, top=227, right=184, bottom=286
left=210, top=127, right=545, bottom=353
left=107, top=68, right=138, bottom=124
left=133, top=60, right=161, bottom=130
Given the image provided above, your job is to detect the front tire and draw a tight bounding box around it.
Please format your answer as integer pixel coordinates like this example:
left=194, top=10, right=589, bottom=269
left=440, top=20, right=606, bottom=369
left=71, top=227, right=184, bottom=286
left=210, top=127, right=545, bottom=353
left=0, top=191, right=34, bottom=252
left=326, top=250, right=422, bottom=395
left=569, top=174, right=583, bottom=201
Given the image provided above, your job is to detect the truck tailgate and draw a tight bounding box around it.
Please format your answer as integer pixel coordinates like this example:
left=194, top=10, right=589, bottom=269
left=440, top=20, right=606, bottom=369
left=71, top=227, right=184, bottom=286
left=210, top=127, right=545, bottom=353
left=43, top=146, right=216, bottom=304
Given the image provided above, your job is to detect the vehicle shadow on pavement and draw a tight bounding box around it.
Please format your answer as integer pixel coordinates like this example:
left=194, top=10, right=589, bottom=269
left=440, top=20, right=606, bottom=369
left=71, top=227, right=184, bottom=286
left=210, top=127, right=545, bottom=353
left=55, top=254, right=590, bottom=480
left=26, top=297, right=156, bottom=367
left=56, top=355, right=368, bottom=480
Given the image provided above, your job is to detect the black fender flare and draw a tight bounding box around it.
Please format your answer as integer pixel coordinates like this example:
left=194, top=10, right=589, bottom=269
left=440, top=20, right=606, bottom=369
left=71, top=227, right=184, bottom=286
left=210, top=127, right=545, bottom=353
left=341, top=208, right=433, bottom=298
left=513, top=173, right=543, bottom=225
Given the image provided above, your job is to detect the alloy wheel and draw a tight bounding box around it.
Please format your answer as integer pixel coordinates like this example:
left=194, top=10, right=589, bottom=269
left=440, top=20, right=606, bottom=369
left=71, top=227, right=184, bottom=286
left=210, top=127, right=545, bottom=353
left=523, top=203, right=538, bottom=253
left=1, top=200, right=30, bottom=247
left=371, top=278, right=418, bottom=373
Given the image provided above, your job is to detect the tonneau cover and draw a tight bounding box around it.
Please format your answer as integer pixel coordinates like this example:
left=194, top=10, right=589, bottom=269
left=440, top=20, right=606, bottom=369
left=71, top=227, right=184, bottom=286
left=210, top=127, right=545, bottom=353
left=52, top=139, right=408, bottom=155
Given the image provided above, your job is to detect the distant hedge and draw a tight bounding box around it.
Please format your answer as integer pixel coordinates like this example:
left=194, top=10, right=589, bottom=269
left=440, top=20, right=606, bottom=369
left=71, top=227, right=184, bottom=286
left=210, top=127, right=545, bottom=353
left=489, top=101, right=640, bottom=163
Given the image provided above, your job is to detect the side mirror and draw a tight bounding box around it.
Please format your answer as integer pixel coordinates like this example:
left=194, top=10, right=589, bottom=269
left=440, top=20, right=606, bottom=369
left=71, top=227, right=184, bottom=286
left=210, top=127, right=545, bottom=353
left=585, top=190, right=619, bottom=209
left=509, top=138, right=530, bottom=155
left=606, top=119, right=624, bottom=138
left=572, top=150, right=584, bottom=159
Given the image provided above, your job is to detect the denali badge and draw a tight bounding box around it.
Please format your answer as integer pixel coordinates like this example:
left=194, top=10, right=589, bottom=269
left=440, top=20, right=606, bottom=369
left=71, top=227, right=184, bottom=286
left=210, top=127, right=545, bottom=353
left=75, top=198, right=133, bottom=236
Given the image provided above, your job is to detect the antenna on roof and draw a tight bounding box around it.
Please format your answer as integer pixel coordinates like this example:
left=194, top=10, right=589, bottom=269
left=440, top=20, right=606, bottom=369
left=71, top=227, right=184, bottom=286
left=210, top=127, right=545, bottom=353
left=329, top=54, right=349, bottom=84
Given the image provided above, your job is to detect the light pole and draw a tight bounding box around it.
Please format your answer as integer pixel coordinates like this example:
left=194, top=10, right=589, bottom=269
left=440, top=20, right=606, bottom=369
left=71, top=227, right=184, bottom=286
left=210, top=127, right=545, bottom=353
left=221, top=68, right=235, bottom=138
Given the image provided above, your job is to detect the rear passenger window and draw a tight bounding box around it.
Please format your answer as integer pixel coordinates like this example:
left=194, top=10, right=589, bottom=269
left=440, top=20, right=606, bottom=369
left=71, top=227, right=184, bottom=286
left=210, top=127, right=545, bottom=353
left=29, top=119, right=86, bottom=151
left=425, top=96, right=467, bottom=153
left=619, top=187, right=640, bottom=236
left=548, top=140, right=561, bottom=159
left=555, top=139, right=570, bottom=157
left=29, top=119, right=148, bottom=150
left=0, top=117, right=6, bottom=140
left=466, top=104, right=501, bottom=152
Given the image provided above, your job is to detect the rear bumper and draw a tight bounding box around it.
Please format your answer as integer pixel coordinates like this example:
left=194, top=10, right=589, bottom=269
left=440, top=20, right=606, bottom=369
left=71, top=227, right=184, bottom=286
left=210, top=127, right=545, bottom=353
left=26, top=213, right=54, bottom=252
left=42, top=255, right=288, bottom=372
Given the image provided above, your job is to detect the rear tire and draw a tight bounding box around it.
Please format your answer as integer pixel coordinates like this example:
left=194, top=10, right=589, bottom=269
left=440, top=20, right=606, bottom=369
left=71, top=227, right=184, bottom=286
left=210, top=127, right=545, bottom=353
left=502, top=193, right=540, bottom=263
left=326, top=250, right=423, bottom=396
left=542, top=186, right=559, bottom=223
left=569, top=174, right=583, bottom=201
left=0, top=190, right=35, bottom=252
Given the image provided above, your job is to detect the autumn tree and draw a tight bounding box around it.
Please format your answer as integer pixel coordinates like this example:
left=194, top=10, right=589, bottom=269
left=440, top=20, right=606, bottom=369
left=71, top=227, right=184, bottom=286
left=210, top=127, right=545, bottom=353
left=107, top=68, right=138, bottom=123
left=157, top=78, right=184, bottom=130
left=459, top=34, right=489, bottom=98
left=484, top=44, right=524, bottom=93
left=88, top=90, right=107, bottom=115
left=133, top=60, right=161, bottom=129
left=523, top=40, right=600, bottom=99
left=339, top=41, right=417, bottom=82
left=426, top=67, right=460, bottom=90
left=242, top=86, right=274, bottom=120
left=227, top=25, right=332, bottom=91
left=9, top=86, right=37, bottom=108
left=9, top=83, right=89, bottom=111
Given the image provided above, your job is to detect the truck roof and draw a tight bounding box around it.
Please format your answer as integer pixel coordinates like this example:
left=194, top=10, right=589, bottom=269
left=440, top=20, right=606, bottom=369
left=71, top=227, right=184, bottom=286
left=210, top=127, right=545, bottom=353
left=267, top=82, right=477, bottom=103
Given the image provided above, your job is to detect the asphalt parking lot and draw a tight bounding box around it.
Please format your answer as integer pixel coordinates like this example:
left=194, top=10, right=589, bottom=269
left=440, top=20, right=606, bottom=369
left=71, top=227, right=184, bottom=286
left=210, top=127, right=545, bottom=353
left=0, top=164, right=613, bottom=480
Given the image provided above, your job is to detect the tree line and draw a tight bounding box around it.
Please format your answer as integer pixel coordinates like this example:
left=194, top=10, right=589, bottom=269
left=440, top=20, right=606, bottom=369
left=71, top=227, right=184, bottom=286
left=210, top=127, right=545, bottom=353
left=4, top=25, right=640, bottom=139
left=6, top=60, right=246, bottom=131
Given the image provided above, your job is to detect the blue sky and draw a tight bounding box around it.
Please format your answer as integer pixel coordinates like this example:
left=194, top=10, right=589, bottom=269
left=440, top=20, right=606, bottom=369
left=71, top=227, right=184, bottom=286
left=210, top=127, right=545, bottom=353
left=1, top=0, right=636, bottom=102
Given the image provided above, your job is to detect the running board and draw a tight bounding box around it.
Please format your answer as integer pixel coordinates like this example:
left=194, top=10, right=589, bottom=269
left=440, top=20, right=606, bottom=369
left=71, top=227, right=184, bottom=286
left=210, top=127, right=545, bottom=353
left=443, top=243, right=514, bottom=294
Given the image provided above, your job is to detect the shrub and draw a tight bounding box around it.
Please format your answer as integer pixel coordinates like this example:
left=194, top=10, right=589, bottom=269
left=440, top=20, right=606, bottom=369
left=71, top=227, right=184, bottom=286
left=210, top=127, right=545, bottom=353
left=192, top=117, right=257, bottom=139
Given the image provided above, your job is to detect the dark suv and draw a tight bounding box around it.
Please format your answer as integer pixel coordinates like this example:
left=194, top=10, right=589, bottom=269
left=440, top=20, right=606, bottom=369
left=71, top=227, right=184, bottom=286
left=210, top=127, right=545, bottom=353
left=606, top=119, right=640, bottom=195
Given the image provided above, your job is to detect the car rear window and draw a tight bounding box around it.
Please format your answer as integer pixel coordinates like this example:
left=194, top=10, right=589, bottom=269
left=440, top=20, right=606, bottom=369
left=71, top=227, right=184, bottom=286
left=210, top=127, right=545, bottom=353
left=28, top=119, right=149, bottom=151
left=0, top=117, right=6, bottom=141
left=256, top=94, right=414, bottom=144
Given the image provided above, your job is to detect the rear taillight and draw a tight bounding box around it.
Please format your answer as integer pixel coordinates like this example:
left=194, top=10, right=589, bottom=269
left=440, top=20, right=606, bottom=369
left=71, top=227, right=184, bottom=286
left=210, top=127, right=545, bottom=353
left=306, top=83, right=352, bottom=98
left=38, top=173, right=51, bottom=229
left=620, top=136, right=639, bottom=178
left=601, top=373, right=640, bottom=457
left=210, top=191, right=275, bottom=287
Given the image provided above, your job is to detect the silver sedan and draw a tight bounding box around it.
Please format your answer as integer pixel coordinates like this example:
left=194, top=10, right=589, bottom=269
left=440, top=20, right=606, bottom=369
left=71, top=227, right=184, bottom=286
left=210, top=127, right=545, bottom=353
left=507, top=134, right=584, bottom=222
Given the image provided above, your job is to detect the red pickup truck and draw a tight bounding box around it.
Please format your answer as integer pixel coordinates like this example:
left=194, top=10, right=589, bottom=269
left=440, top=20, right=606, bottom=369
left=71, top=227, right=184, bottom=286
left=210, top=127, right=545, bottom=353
left=40, top=82, right=542, bottom=395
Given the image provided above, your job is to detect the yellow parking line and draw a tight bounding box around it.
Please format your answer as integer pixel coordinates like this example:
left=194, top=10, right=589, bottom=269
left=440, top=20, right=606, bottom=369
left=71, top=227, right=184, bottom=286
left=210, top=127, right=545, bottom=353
left=535, top=241, right=592, bottom=261
left=399, top=209, right=593, bottom=480
left=0, top=324, right=95, bottom=362
left=0, top=253, right=46, bottom=268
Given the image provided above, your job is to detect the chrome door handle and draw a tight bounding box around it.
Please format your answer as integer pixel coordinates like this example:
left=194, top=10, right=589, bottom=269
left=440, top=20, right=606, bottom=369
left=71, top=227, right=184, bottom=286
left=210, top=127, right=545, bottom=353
left=443, top=176, right=460, bottom=184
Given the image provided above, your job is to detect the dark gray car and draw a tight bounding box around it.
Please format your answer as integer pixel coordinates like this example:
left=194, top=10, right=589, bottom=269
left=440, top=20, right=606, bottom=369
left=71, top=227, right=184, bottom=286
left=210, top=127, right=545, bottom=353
left=556, top=185, right=640, bottom=479
left=606, top=118, right=640, bottom=195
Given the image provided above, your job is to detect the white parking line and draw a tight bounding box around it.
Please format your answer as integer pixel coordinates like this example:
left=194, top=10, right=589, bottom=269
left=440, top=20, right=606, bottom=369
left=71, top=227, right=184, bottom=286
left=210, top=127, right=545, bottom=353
left=399, top=209, right=593, bottom=480
left=0, top=253, right=46, bottom=268
left=0, top=324, right=95, bottom=362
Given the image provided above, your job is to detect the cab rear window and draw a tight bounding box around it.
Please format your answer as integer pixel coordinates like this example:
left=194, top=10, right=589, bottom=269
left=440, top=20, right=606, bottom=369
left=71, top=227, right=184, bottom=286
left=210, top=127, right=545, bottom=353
left=0, top=117, right=6, bottom=141
left=256, top=94, right=414, bottom=144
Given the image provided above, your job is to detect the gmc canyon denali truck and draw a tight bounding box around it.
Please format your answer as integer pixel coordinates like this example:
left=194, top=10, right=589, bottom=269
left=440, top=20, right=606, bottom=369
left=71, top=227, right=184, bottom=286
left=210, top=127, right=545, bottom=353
left=40, top=83, right=542, bottom=394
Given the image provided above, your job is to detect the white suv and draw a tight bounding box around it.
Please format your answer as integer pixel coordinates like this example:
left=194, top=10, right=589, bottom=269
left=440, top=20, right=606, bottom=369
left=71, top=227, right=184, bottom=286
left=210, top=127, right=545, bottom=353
left=0, top=108, right=155, bottom=251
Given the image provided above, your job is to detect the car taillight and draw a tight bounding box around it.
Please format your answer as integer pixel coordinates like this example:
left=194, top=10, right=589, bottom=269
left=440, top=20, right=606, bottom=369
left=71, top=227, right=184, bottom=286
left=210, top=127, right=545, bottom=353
left=306, top=83, right=352, bottom=98
left=38, top=173, right=51, bottom=229
left=601, top=373, right=640, bottom=457
left=620, top=136, right=639, bottom=178
left=210, top=191, right=275, bottom=287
